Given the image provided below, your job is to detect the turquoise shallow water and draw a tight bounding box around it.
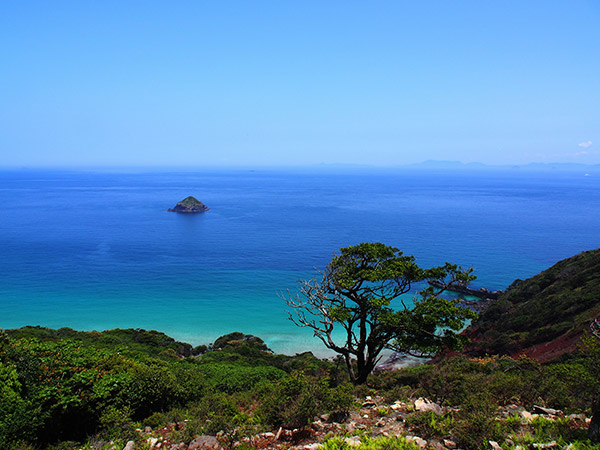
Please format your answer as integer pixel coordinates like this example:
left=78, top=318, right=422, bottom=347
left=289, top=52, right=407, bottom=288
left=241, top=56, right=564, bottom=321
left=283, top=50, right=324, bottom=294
left=0, top=168, right=598, bottom=355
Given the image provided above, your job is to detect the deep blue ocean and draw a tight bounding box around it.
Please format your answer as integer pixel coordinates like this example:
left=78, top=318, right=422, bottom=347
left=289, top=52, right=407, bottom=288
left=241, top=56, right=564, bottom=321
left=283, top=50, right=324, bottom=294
left=0, top=168, right=598, bottom=355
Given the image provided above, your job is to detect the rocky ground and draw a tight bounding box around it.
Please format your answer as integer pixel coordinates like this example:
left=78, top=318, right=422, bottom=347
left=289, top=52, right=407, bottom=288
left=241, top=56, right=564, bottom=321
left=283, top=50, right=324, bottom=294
left=118, top=396, right=592, bottom=450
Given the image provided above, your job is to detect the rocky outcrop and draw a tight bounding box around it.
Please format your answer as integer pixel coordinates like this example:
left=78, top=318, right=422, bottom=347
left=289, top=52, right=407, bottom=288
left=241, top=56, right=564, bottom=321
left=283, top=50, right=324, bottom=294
left=168, top=196, right=209, bottom=213
left=137, top=395, right=591, bottom=450
left=428, top=280, right=503, bottom=300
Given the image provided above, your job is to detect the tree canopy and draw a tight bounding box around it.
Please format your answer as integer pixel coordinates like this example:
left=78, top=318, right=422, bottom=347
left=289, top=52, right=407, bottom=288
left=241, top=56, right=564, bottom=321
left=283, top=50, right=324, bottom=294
left=285, top=242, right=477, bottom=384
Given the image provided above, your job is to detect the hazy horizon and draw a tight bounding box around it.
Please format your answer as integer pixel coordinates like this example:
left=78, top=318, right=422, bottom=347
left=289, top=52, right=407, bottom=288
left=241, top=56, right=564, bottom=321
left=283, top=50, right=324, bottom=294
left=2, top=159, right=600, bottom=173
left=1, top=2, right=598, bottom=167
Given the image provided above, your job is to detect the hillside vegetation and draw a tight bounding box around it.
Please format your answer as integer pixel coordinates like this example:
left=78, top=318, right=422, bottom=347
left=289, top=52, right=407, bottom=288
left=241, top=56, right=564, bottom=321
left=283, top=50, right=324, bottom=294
left=1, top=250, right=600, bottom=449
left=465, top=248, right=600, bottom=360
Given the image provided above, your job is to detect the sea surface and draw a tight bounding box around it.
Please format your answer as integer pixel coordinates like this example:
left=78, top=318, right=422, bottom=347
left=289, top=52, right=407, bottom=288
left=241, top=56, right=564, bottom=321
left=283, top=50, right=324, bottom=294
left=0, top=167, right=598, bottom=356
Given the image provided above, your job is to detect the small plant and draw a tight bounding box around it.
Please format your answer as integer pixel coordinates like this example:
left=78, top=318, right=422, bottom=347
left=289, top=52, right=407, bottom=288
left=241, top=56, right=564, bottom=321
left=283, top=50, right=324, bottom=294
left=404, top=410, right=453, bottom=440
left=322, top=435, right=419, bottom=450
left=505, top=412, right=523, bottom=430
left=258, top=371, right=352, bottom=429
left=376, top=407, right=389, bottom=417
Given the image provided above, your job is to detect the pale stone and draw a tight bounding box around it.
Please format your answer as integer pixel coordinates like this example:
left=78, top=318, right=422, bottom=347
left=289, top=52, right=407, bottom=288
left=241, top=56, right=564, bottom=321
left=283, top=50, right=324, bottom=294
left=521, top=410, right=532, bottom=422
left=443, top=439, right=457, bottom=449
left=406, top=436, right=428, bottom=448
left=489, top=441, right=502, bottom=450
left=260, top=432, right=276, bottom=438
left=533, top=405, right=562, bottom=416
left=532, top=441, right=558, bottom=449
left=344, top=436, right=362, bottom=447
left=303, top=443, right=321, bottom=450
left=414, top=397, right=443, bottom=415
left=188, top=435, right=220, bottom=450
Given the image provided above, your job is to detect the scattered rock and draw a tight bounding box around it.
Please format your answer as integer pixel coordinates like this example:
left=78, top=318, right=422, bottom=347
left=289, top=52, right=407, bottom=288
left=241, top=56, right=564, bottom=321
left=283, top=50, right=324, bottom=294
left=147, top=437, right=159, bottom=448
left=344, top=436, right=362, bottom=447
left=521, top=410, right=533, bottom=422
left=444, top=439, right=457, bottom=449
left=429, top=440, right=446, bottom=450
left=302, top=443, right=321, bottom=450
left=275, top=427, right=284, bottom=440
left=123, top=442, right=135, bottom=450
left=489, top=441, right=502, bottom=450
left=311, top=420, right=325, bottom=431
left=390, top=402, right=405, bottom=411
left=188, top=435, right=221, bottom=450
left=531, top=441, right=558, bottom=449
left=414, top=397, right=443, bottom=415
left=406, top=436, right=428, bottom=448
left=533, top=405, right=563, bottom=416
left=260, top=432, right=276, bottom=439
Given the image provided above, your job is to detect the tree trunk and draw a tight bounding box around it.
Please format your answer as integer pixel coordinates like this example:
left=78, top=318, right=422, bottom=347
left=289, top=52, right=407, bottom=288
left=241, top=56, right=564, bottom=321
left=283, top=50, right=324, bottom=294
left=352, top=358, right=375, bottom=385
left=590, top=394, right=600, bottom=443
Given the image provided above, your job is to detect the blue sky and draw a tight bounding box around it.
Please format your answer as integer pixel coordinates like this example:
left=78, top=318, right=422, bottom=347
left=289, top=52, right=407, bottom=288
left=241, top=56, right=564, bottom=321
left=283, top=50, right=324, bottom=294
left=1, top=1, right=598, bottom=167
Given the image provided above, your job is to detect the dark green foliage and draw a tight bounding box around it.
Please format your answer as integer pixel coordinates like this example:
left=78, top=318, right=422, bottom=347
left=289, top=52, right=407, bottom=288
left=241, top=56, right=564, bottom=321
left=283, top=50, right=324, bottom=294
left=0, top=327, right=328, bottom=448
left=198, top=363, right=285, bottom=394
left=5, top=326, right=193, bottom=358
left=469, top=248, right=600, bottom=355
left=452, top=392, right=507, bottom=449
left=213, top=332, right=270, bottom=351
left=287, top=242, right=477, bottom=384
left=258, top=371, right=353, bottom=429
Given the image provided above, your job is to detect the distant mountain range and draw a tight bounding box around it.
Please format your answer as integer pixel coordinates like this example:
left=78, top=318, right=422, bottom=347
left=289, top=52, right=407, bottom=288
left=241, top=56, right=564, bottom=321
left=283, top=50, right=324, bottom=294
left=407, top=160, right=600, bottom=172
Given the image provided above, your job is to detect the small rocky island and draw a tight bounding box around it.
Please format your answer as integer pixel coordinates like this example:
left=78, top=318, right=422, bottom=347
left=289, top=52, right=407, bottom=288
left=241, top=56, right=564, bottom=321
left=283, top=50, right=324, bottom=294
left=167, top=196, right=209, bottom=213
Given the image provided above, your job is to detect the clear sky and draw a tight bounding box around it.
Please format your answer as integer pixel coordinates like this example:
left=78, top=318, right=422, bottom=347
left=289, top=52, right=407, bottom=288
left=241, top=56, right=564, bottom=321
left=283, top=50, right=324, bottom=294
left=1, top=1, right=599, bottom=167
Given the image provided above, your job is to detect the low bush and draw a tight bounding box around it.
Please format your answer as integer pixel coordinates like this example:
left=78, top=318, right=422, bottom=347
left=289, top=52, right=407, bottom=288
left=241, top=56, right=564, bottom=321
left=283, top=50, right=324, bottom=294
left=258, top=371, right=353, bottom=429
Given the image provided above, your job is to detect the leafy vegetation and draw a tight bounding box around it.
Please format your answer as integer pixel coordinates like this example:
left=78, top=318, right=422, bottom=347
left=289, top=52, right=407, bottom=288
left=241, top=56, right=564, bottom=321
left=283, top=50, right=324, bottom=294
left=285, top=242, right=477, bottom=384
left=2, top=324, right=600, bottom=449
left=1, top=248, right=600, bottom=449
left=468, top=248, right=600, bottom=356
left=0, top=327, right=347, bottom=449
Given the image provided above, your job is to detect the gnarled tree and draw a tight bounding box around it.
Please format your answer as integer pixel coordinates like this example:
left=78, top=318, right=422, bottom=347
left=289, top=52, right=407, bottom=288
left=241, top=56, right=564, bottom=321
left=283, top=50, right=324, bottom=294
left=285, top=243, right=477, bottom=384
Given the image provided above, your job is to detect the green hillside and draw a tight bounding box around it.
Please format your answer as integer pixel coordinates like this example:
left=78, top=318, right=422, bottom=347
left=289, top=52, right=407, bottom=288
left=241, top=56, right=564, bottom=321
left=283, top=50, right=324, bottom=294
left=466, top=248, right=600, bottom=359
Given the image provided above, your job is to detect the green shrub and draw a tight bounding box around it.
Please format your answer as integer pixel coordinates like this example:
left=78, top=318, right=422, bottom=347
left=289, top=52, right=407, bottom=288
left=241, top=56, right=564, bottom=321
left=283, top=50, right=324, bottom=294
left=452, top=392, right=506, bottom=450
left=258, top=371, right=352, bottom=429
left=404, top=410, right=454, bottom=440
left=199, top=362, right=285, bottom=394
left=322, top=436, right=419, bottom=450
